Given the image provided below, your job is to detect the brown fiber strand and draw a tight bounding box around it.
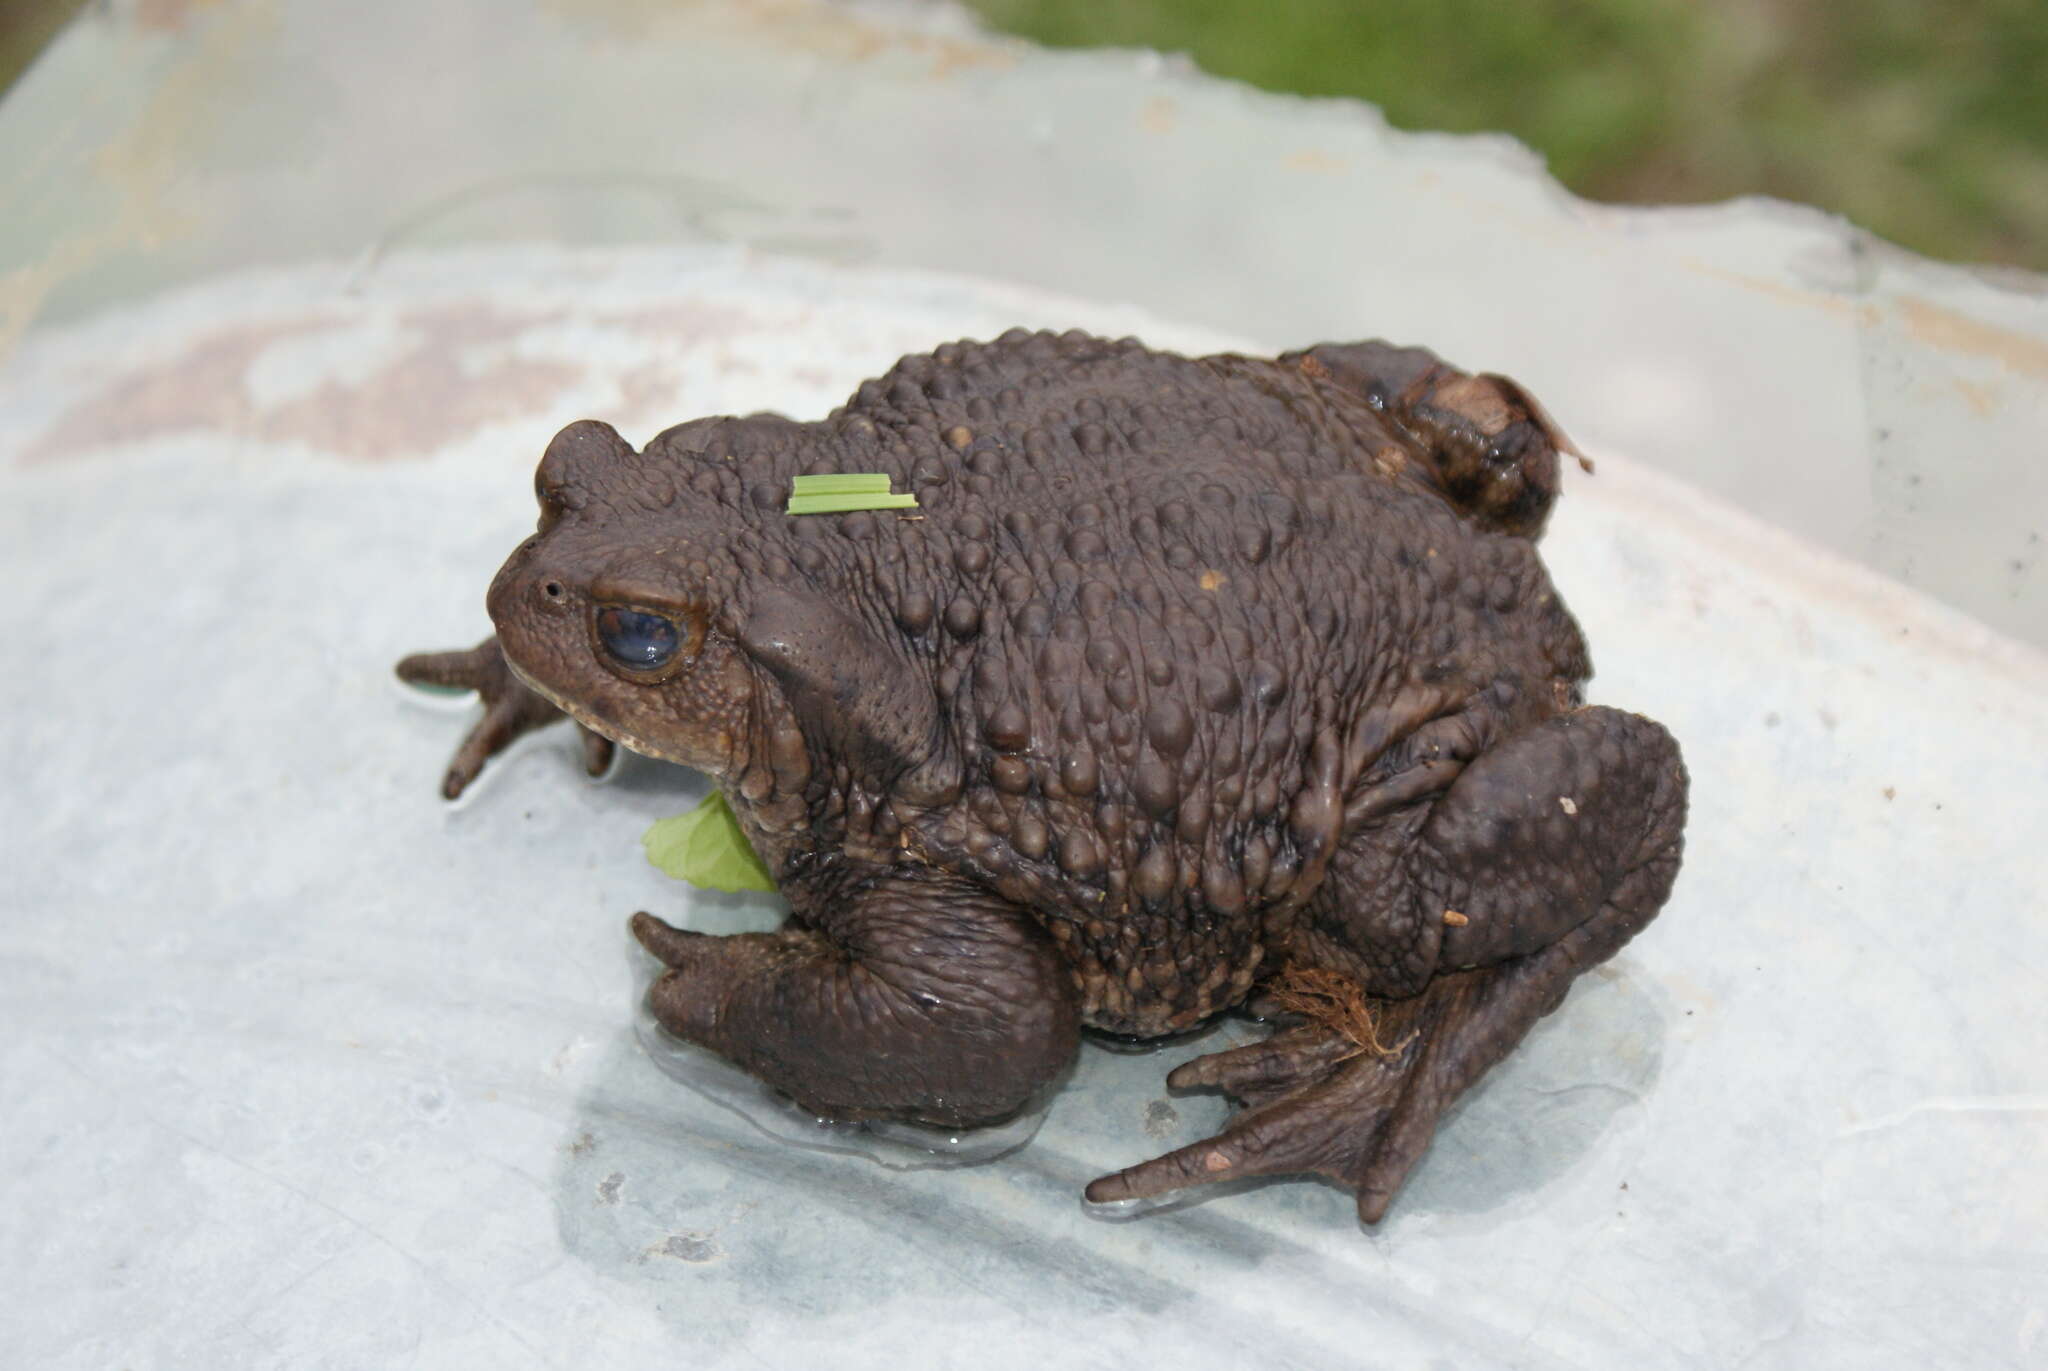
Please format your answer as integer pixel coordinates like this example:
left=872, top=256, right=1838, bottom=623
left=1265, top=965, right=1412, bottom=1061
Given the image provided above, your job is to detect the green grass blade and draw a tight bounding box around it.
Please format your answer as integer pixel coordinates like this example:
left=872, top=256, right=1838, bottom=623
left=790, top=473, right=894, bottom=495
left=785, top=492, right=920, bottom=515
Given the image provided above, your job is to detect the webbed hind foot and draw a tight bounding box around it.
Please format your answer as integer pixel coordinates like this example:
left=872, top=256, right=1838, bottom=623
left=1085, top=971, right=1470, bottom=1223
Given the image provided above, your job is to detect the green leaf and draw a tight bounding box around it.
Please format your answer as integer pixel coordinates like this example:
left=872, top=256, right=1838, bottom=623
left=642, top=790, right=777, bottom=892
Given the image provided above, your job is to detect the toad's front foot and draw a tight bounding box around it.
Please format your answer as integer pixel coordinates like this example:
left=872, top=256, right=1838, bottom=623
left=629, top=871, right=1081, bottom=1128
left=396, top=635, right=614, bottom=798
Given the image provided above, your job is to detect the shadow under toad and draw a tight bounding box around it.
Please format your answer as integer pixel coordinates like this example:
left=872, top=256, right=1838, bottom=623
left=1397, top=960, right=1670, bottom=1220
left=548, top=926, right=1665, bottom=1340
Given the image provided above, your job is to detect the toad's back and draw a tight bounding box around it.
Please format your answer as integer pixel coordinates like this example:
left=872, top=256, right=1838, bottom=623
left=818, top=330, right=1590, bottom=1033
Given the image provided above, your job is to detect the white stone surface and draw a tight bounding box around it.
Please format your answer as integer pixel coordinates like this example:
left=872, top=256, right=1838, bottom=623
left=2, top=248, right=2043, bottom=1370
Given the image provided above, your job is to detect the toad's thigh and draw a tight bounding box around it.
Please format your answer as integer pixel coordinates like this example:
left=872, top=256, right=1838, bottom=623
left=1419, top=706, right=1687, bottom=972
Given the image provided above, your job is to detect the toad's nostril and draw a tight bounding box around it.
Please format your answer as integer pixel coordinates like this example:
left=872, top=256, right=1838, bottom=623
left=542, top=581, right=565, bottom=601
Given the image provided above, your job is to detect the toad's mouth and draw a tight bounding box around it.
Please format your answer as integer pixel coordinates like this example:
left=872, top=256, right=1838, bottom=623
left=502, top=654, right=705, bottom=771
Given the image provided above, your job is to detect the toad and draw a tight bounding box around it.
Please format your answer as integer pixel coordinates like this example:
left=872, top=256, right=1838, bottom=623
left=398, top=330, right=1687, bottom=1223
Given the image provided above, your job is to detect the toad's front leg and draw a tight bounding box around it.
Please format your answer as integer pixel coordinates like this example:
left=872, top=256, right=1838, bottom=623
left=396, top=636, right=614, bottom=798
left=631, top=872, right=1080, bottom=1128
left=1087, top=706, right=1686, bottom=1222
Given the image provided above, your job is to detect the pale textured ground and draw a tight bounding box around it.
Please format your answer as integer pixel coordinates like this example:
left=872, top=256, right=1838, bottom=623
left=2, top=248, right=2043, bottom=1370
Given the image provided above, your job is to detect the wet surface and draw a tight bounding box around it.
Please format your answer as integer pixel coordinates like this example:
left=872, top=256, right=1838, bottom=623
left=632, top=1000, right=1052, bottom=1170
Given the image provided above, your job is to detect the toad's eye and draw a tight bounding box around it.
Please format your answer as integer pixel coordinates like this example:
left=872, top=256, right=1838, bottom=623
left=595, top=607, right=680, bottom=671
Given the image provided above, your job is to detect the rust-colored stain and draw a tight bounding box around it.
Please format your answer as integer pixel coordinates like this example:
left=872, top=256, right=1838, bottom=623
left=1949, top=376, right=2002, bottom=417
left=1680, top=263, right=2048, bottom=390
left=1679, top=258, right=1868, bottom=322
left=24, top=316, right=335, bottom=462
left=593, top=300, right=761, bottom=343
left=1140, top=96, right=1177, bottom=135
left=135, top=0, right=226, bottom=33
left=614, top=360, right=685, bottom=420
left=544, top=0, right=1015, bottom=79
left=264, top=304, right=583, bottom=460
left=1896, top=295, right=2048, bottom=382
left=24, top=304, right=585, bottom=464
left=1282, top=150, right=1344, bottom=175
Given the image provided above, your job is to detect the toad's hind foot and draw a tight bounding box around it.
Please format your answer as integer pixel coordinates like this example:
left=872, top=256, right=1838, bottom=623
left=1083, top=981, right=1451, bottom=1223
left=1094, top=942, right=1669, bottom=1221
left=1086, top=955, right=1588, bottom=1222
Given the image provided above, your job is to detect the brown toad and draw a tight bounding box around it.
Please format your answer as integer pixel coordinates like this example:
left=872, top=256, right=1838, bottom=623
left=398, top=330, right=1687, bottom=1223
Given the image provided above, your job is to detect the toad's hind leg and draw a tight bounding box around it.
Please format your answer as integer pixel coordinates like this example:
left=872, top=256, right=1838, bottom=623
left=631, top=872, right=1080, bottom=1128
left=1086, top=707, right=1686, bottom=1222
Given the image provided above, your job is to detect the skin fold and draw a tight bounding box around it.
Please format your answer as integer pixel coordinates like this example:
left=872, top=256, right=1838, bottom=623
left=399, top=329, right=1687, bottom=1225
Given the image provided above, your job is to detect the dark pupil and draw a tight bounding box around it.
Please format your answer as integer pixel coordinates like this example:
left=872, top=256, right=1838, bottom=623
left=596, top=608, right=680, bottom=670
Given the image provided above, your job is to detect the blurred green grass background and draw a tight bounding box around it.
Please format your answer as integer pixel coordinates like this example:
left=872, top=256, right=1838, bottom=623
left=0, top=0, right=80, bottom=95
left=4, top=0, right=2044, bottom=272
left=966, top=0, right=2048, bottom=273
